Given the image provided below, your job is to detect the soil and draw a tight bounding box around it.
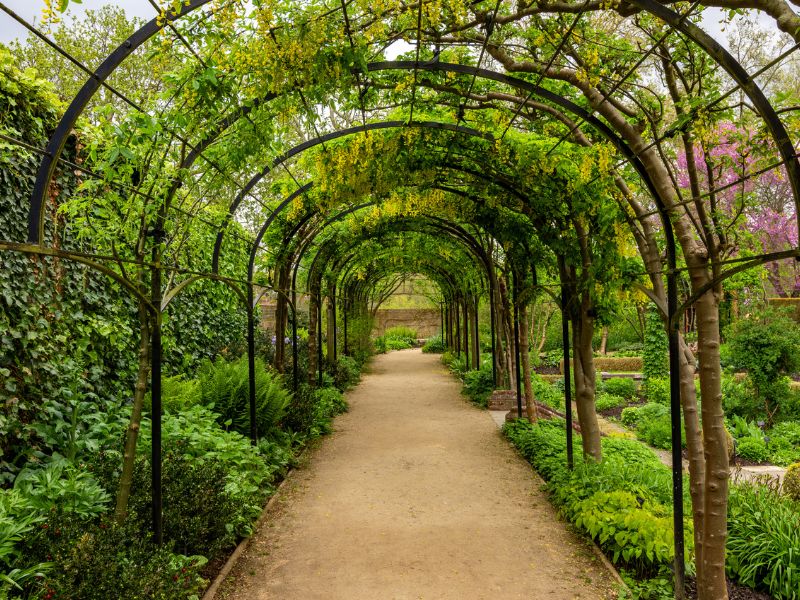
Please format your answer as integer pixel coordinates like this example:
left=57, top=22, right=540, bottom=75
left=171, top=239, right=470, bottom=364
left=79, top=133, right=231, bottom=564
left=685, top=576, right=772, bottom=600
left=534, top=365, right=561, bottom=374
left=598, top=400, right=646, bottom=421
left=216, top=349, right=618, bottom=599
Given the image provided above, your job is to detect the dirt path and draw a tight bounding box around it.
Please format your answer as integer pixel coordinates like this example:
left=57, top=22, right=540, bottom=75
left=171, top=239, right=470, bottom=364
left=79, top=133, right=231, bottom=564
left=217, top=349, right=617, bottom=600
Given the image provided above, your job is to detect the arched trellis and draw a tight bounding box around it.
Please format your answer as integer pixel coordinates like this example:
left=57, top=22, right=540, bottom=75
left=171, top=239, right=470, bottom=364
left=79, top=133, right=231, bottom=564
left=4, top=3, right=800, bottom=597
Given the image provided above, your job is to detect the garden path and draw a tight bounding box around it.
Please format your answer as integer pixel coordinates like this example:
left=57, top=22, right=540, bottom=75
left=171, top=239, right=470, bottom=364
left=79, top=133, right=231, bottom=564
left=216, top=349, right=617, bottom=600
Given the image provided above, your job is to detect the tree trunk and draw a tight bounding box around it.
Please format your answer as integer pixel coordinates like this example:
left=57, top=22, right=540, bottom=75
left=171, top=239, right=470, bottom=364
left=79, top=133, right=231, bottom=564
left=520, top=302, right=537, bottom=422
left=693, top=283, right=729, bottom=600
left=599, top=326, right=609, bottom=355
left=115, top=298, right=152, bottom=523
left=571, top=292, right=601, bottom=461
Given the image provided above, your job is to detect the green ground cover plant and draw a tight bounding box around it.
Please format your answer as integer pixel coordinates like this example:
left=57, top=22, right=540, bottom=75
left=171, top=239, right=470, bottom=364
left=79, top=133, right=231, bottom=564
left=504, top=418, right=800, bottom=599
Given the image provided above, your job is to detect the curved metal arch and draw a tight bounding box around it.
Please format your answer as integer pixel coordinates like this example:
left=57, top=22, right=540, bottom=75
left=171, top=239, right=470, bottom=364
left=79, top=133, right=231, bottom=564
left=28, top=7, right=800, bottom=260
left=28, top=0, right=214, bottom=244
left=211, top=119, right=494, bottom=272
left=306, top=221, right=489, bottom=299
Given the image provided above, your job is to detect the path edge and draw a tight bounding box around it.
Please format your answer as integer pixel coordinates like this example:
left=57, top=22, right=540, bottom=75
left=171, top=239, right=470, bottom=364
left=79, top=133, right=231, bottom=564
left=498, top=428, right=630, bottom=596
left=201, top=461, right=298, bottom=600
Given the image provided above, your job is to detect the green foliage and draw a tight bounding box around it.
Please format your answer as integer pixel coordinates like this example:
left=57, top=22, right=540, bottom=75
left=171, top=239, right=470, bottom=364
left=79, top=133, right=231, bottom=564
left=282, top=383, right=317, bottom=435
left=602, top=377, right=637, bottom=400
left=722, top=375, right=761, bottom=420
left=642, top=307, right=668, bottom=381
left=383, top=326, right=417, bottom=344
left=783, top=463, right=800, bottom=501
left=767, top=422, right=800, bottom=466
left=133, top=405, right=275, bottom=555
left=24, top=513, right=206, bottom=600
left=573, top=490, right=674, bottom=570
left=12, top=462, right=110, bottom=520
left=595, top=393, right=626, bottom=412
left=462, top=362, right=494, bottom=407
left=617, top=403, right=682, bottom=450
left=735, top=437, right=769, bottom=463
left=503, top=420, right=690, bottom=578
left=385, top=338, right=413, bottom=351
left=421, top=334, right=446, bottom=353
left=441, top=351, right=468, bottom=376
left=727, top=307, right=800, bottom=425
left=618, top=570, right=674, bottom=600
left=727, top=480, right=800, bottom=599
left=329, top=355, right=361, bottom=391
left=531, top=374, right=563, bottom=410
left=621, top=406, right=641, bottom=427
left=642, top=377, right=670, bottom=405
left=372, top=336, right=387, bottom=354
left=197, top=357, right=289, bottom=437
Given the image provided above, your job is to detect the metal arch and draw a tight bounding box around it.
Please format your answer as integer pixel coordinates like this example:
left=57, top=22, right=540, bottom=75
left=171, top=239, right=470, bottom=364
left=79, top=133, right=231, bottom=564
left=626, top=0, right=800, bottom=215
left=211, top=119, right=494, bottom=272
left=28, top=0, right=213, bottom=244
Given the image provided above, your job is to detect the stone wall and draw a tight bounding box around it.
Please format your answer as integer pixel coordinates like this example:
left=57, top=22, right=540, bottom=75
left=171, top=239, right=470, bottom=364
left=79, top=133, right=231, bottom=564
left=373, top=308, right=441, bottom=338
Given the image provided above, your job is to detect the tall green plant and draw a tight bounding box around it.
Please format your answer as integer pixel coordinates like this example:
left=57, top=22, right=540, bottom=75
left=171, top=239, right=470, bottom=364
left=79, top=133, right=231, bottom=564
left=642, top=306, right=669, bottom=381
left=198, top=357, right=290, bottom=437
left=727, top=307, right=800, bottom=426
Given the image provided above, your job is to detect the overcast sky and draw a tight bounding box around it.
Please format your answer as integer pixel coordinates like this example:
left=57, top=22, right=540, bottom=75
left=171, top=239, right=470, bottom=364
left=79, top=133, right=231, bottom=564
left=0, top=0, right=155, bottom=43
left=0, top=1, right=778, bottom=55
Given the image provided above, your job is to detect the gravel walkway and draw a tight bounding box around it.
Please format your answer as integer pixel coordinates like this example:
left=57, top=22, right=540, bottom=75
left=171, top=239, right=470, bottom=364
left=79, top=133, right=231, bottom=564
left=216, top=349, right=617, bottom=600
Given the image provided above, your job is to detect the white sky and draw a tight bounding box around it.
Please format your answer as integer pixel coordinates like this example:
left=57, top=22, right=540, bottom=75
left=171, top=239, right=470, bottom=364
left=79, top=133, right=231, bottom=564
left=0, top=2, right=790, bottom=58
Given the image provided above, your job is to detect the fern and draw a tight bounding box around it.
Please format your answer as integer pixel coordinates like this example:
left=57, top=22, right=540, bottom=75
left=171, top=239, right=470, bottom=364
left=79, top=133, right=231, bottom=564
left=198, top=357, right=290, bottom=437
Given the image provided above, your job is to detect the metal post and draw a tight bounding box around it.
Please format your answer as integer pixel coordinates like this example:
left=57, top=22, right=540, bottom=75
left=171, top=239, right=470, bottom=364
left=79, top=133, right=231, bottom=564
left=667, top=269, right=685, bottom=599
left=513, top=274, right=523, bottom=419
left=455, top=301, right=461, bottom=355
left=463, top=299, right=469, bottom=368
left=440, top=302, right=444, bottom=342
left=150, top=248, right=163, bottom=545
left=489, top=276, right=497, bottom=386
left=343, top=296, right=348, bottom=356
left=247, top=285, right=258, bottom=443
left=332, top=285, right=337, bottom=361
left=561, top=276, right=573, bottom=470
left=291, top=287, right=298, bottom=392
left=317, top=297, right=323, bottom=387
left=473, top=297, right=480, bottom=369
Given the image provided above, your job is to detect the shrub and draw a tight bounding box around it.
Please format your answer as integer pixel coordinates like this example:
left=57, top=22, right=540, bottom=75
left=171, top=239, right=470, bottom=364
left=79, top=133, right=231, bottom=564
left=503, top=420, right=689, bottom=578
left=722, top=375, right=760, bottom=420
left=595, top=393, right=626, bottom=412
left=621, top=406, right=641, bottom=427
left=330, top=355, right=361, bottom=391
left=462, top=363, right=494, bottom=406
left=735, top=437, right=769, bottom=463
left=129, top=452, right=243, bottom=557
left=727, top=480, right=800, bottom=599
left=642, top=377, right=670, bottom=405
left=531, top=374, right=563, bottom=410
left=198, top=357, right=290, bottom=437
left=315, top=387, right=348, bottom=421
left=421, top=334, right=445, bottom=353
left=385, top=338, right=412, bottom=351
left=768, top=422, right=800, bottom=466
left=602, top=377, right=637, bottom=400
left=573, top=490, right=675, bottom=574
left=24, top=513, right=206, bottom=600
left=783, top=463, right=800, bottom=501
left=134, top=406, right=274, bottom=555
left=384, top=325, right=417, bottom=341
left=373, top=336, right=387, bottom=354
left=727, top=306, right=800, bottom=426
left=282, top=383, right=317, bottom=435
left=602, top=436, right=663, bottom=469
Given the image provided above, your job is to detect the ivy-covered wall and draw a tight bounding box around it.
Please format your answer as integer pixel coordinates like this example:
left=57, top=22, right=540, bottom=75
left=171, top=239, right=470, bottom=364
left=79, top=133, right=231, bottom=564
left=0, top=47, right=245, bottom=482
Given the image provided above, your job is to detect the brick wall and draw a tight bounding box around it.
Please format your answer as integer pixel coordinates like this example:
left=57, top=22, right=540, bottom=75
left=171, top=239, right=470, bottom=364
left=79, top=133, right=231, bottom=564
left=373, top=308, right=441, bottom=338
